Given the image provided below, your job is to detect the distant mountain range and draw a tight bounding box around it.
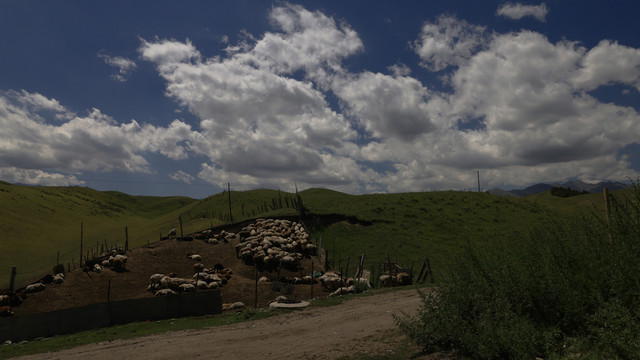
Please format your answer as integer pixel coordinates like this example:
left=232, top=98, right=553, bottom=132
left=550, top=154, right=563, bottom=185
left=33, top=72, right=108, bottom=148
left=488, top=180, right=631, bottom=197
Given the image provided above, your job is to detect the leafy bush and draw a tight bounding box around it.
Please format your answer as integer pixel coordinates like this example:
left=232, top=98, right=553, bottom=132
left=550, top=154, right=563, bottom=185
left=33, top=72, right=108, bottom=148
left=396, top=179, right=640, bottom=359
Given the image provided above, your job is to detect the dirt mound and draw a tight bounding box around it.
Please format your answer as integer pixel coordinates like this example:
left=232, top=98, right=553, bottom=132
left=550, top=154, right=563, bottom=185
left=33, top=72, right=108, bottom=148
left=13, top=229, right=327, bottom=316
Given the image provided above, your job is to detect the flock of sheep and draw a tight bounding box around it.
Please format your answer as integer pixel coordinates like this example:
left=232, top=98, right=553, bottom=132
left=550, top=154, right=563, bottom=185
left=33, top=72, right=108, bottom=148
left=234, top=218, right=317, bottom=271
left=0, top=272, right=67, bottom=317
left=147, top=253, right=233, bottom=297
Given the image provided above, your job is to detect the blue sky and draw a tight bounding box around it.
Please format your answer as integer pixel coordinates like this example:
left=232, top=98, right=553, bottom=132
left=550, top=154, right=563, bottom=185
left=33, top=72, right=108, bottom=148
left=1, top=1, right=639, bottom=198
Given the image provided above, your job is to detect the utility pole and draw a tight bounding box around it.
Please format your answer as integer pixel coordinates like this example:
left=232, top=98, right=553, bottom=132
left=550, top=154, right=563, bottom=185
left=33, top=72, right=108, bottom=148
left=228, top=182, right=233, bottom=222
left=477, top=171, right=481, bottom=192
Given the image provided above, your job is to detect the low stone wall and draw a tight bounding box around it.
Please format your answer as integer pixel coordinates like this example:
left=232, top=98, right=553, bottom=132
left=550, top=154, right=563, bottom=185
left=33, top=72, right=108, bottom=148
left=0, top=290, right=222, bottom=342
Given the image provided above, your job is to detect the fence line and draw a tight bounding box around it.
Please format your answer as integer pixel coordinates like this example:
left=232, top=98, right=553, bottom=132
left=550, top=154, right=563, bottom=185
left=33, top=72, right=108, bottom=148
left=0, top=290, right=222, bottom=342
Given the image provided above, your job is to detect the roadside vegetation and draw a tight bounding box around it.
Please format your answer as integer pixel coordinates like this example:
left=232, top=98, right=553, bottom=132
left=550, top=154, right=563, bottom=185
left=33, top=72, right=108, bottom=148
left=395, top=180, right=640, bottom=359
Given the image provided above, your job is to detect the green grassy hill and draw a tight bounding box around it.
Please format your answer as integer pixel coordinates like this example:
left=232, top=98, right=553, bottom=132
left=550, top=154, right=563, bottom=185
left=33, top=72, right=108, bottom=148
left=1, top=181, right=619, bottom=288
left=300, top=189, right=551, bottom=276
left=0, top=182, right=196, bottom=287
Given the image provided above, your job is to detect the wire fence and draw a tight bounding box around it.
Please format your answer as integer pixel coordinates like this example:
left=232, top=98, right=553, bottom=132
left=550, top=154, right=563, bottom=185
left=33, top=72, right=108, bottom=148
left=1, top=236, right=132, bottom=291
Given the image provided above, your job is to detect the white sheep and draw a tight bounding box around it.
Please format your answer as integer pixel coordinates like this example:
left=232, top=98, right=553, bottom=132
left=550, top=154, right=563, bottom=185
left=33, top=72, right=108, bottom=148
left=25, top=283, right=45, bottom=293
left=155, top=289, right=177, bottom=296
left=193, top=272, right=210, bottom=281
left=188, top=254, right=202, bottom=261
left=179, top=283, right=196, bottom=292
left=329, top=286, right=354, bottom=297
left=149, top=273, right=164, bottom=284
left=193, top=263, right=205, bottom=273
left=223, top=302, right=245, bottom=311
left=53, top=274, right=65, bottom=284
left=93, top=264, right=103, bottom=273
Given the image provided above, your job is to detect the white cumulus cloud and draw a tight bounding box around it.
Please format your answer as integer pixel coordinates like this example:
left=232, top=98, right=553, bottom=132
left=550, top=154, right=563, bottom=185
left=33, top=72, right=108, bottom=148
left=139, top=3, right=368, bottom=193
left=169, top=170, right=195, bottom=184
left=413, top=15, right=488, bottom=71
left=0, top=90, right=201, bottom=184
left=0, top=167, right=85, bottom=186
left=497, top=2, right=549, bottom=22
left=134, top=4, right=640, bottom=193
left=98, top=52, right=137, bottom=82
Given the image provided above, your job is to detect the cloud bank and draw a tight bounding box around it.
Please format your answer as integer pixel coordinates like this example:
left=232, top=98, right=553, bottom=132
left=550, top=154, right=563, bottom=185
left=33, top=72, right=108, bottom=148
left=2, top=4, right=639, bottom=193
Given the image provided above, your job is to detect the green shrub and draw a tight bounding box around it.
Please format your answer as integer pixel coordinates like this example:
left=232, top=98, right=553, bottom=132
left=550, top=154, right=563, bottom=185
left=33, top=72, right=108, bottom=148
left=396, top=179, right=640, bottom=359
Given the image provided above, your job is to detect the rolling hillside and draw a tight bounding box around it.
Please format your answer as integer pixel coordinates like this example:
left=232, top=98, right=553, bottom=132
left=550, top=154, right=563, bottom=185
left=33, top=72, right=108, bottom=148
left=0, top=181, right=196, bottom=287
left=1, top=182, right=618, bottom=288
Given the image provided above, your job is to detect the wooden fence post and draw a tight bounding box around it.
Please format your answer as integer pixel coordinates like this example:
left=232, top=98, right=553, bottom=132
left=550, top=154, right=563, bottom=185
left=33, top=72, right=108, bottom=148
left=9, top=266, right=16, bottom=291
left=417, top=258, right=427, bottom=284
left=345, top=257, right=350, bottom=280
left=426, top=258, right=434, bottom=283
left=125, top=226, right=129, bottom=251
left=80, top=222, right=83, bottom=266
left=310, top=260, right=314, bottom=299
left=254, top=266, right=258, bottom=309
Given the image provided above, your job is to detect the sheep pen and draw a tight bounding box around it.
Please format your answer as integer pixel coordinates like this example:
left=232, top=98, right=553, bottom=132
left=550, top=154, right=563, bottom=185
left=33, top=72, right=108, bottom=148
left=6, top=218, right=334, bottom=316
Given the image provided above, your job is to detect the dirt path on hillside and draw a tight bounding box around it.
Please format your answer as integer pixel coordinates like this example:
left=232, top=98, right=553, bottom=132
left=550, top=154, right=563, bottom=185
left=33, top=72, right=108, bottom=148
left=15, top=289, right=430, bottom=360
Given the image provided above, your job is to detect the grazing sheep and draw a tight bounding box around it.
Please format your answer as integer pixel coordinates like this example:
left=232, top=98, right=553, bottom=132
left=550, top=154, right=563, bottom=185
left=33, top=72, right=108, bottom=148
left=379, top=274, right=397, bottom=287
left=397, top=272, right=412, bottom=286
left=223, top=302, right=245, bottom=311
left=188, top=254, right=202, bottom=261
left=150, top=273, right=165, bottom=284
left=1, top=292, right=24, bottom=307
left=108, top=254, right=128, bottom=271
left=53, top=274, right=65, bottom=284
left=193, top=262, right=205, bottom=273
left=178, top=283, right=196, bottom=293
left=155, top=289, right=177, bottom=296
left=25, top=283, right=45, bottom=293
left=0, top=306, right=14, bottom=318
left=330, top=285, right=355, bottom=297
left=168, top=228, right=177, bottom=238
left=319, top=272, right=344, bottom=291
left=193, top=272, right=210, bottom=281
left=93, top=264, right=103, bottom=273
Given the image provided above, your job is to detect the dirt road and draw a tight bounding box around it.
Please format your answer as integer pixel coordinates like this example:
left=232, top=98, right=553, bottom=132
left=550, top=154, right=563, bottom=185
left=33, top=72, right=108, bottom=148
left=15, top=288, right=426, bottom=360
